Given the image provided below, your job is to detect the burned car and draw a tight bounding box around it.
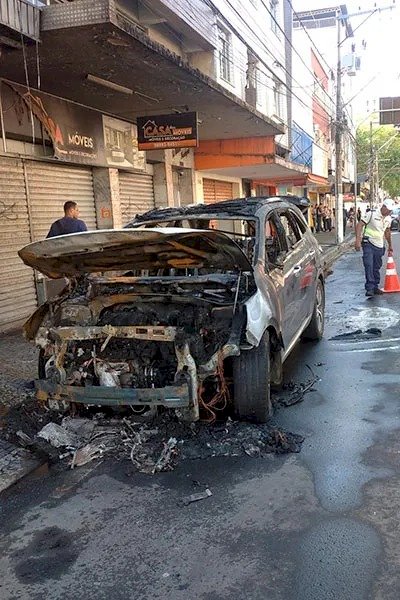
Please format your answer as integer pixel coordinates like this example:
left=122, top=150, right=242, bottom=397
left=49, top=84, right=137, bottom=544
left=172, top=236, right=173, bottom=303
left=18, top=196, right=324, bottom=423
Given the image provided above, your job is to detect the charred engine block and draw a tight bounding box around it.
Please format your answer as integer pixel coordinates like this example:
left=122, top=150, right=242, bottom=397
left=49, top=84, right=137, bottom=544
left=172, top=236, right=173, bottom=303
left=60, top=302, right=233, bottom=389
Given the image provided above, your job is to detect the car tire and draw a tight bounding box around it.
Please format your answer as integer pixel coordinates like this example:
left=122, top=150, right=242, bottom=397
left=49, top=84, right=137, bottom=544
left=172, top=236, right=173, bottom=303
left=301, top=279, right=325, bottom=341
left=233, top=331, right=273, bottom=423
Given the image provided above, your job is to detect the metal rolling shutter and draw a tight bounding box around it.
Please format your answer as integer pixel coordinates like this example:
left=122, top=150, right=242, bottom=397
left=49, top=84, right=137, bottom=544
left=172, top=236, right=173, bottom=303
left=119, top=172, right=155, bottom=224
left=25, top=162, right=97, bottom=241
left=0, top=157, right=36, bottom=332
left=203, top=178, right=234, bottom=204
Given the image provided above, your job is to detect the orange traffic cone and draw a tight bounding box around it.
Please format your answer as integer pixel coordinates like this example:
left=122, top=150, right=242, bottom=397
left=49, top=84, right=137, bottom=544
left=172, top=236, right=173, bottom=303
left=382, top=256, right=400, bottom=293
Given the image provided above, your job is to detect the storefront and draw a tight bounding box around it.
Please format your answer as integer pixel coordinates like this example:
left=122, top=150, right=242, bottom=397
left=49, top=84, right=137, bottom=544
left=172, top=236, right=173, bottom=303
left=119, top=170, right=155, bottom=225
left=0, top=81, right=153, bottom=331
left=0, top=157, right=37, bottom=331
left=203, top=178, right=234, bottom=204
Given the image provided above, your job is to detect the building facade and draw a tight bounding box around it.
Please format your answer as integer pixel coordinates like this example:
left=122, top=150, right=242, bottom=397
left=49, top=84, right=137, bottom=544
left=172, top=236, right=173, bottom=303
left=0, top=0, right=358, bottom=331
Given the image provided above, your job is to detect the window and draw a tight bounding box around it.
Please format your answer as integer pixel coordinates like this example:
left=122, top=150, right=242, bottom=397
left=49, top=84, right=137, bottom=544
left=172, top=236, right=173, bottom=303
left=270, top=0, right=279, bottom=35
left=246, top=49, right=258, bottom=106
left=265, top=216, right=284, bottom=268
left=291, top=210, right=308, bottom=234
left=273, top=77, right=283, bottom=118
left=218, top=24, right=233, bottom=84
left=278, top=212, right=302, bottom=249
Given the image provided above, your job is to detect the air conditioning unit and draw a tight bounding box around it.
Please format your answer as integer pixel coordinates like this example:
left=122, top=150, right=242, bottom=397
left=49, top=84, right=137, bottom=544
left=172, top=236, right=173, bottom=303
left=342, top=54, right=361, bottom=77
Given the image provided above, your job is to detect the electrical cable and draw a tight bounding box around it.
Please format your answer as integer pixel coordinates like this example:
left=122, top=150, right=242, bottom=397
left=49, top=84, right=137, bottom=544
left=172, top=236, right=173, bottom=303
left=36, top=39, right=41, bottom=90
left=16, top=1, right=35, bottom=145
left=258, top=0, right=337, bottom=106
left=288, top=0, right=334, bottom=76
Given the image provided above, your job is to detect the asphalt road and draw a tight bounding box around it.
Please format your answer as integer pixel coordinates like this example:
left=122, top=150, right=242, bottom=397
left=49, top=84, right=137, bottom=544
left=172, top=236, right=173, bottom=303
left=1, top=235, right=400, bottom=600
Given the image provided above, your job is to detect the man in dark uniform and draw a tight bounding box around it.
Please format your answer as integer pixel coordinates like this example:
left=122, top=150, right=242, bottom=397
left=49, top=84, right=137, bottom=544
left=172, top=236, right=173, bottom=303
left=47, top=201, right=87, bottom=238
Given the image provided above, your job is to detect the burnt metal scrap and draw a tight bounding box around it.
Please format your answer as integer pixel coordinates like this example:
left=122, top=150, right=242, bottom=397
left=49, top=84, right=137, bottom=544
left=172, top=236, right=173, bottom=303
left=10, top=406, right=304, bottom=474
left=275, top=366, right=319, bottom=408
left=127, top=195, right=310, bottom=226
left=330, top=328, right=382, bottom=341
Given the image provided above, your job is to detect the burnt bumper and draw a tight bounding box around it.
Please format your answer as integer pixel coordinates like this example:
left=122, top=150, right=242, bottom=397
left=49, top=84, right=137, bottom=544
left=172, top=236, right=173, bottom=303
left=35, top=380, right=190, bottom=408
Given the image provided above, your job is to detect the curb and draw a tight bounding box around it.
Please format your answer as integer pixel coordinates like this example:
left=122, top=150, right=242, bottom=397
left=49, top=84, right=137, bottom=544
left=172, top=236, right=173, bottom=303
left=322, top=237, right=354, bottom=274
left=0, top=438, right=45, bottom=495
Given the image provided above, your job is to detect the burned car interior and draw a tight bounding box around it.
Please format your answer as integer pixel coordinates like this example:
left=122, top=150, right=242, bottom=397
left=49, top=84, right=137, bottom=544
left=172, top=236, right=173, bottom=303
left=19, top=197, right=323, bottom=423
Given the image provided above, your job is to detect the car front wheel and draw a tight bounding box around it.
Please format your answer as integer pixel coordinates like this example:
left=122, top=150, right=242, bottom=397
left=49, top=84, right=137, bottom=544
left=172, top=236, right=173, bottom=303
left=233, top=331, right=273, bottom=423
left=301, top=279, right=325, bottom=341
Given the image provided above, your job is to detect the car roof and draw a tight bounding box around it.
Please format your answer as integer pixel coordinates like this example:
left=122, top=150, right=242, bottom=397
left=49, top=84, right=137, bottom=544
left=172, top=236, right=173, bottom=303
left=127, top=195, right=310, bottom=226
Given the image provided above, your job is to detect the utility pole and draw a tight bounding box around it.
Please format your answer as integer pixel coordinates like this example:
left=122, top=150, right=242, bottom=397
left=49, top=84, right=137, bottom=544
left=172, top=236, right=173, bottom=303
left=353, top=138, right=358, bottom=222
left=334, top=2, right=396, bottom=243
left=335, top=9, right=344, bottom=244
left=369, top=120, right=375, bottom=206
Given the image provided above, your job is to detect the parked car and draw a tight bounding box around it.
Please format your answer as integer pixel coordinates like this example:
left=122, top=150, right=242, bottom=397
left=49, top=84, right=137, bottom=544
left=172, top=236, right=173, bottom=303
left=391, top=206, right=400, bottom=231
left=18, top=196, right=325, bottom=423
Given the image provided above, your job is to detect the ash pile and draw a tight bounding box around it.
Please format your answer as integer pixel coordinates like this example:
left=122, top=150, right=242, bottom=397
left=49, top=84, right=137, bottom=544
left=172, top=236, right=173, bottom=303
left=7, top=408, right=304, bottom=474
left=1, top=366, right=320, bottom=474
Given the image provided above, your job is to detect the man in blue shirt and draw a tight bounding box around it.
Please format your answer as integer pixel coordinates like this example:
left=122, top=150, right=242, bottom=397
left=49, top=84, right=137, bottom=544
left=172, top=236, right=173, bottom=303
left=46, top=201, right=88, bottom=238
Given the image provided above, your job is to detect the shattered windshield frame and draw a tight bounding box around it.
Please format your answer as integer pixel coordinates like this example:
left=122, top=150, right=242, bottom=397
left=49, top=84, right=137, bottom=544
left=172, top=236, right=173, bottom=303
left=130, top=214, right=260, bottom=267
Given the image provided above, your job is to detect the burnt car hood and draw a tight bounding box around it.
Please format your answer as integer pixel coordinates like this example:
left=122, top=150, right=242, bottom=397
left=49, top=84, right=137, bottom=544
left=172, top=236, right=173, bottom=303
left=18, top=228, right=252, bottom=278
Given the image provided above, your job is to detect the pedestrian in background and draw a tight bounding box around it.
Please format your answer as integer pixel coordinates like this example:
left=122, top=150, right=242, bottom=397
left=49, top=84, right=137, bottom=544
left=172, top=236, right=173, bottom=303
left=322, top=205, right=328, bottom=232
left=355, top=198, right=394, bottom=297
left=316, top=204, right=323, bottom=232
left=326, top=207, right=332, bottom=232
left=47, top=201, right=88, bottom=238
left=310, top=205, right=316, bottom=233
left=348, top=206, right=355, bottom=228
left=357, top=207, right=361, bottom=222
left=343, top=207, right=348, bottom=237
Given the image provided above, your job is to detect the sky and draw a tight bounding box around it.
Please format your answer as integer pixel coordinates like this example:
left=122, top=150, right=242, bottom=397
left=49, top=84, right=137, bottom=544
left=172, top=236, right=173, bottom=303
left=292, top=0, right=400, bottom=122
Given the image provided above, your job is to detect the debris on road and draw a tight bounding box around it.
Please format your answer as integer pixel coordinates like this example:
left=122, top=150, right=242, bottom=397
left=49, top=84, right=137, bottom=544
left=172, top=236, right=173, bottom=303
left=71, top=442, right=106, bottom=468
left=37, top=423, right=81, bottom=449
left=330, top=328, right=382, bottom=340
left=7, top=408, right=305, bottom=474
left=152, top=437, right=178, bottom=474
left=275, top=366, right=319, bottom=408
left=2, top=368, right=317, bottom=474
left=365, top=327, right=382, bottom=336
left=182, top=488, right=212, bottom=506
left=0, top=438, right=42, bottom=494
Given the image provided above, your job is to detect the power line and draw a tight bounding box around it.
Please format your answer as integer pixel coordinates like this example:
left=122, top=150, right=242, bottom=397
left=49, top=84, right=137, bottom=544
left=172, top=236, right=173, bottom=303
left=141, top=0, right=334, bottom=126
left=208, top=0, right=335, bottom=119
left=288, top=0, right=334, bottom=76
left=258, top=0, right=337, bottom=108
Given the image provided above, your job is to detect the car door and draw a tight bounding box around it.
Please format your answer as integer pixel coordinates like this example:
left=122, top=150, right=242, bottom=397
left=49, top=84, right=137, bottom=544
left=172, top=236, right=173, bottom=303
left=259, top=211, right=299, bottom=349
left=288, top=208, right=319, bottom=323
left=277, top=209, right=318, bottom=341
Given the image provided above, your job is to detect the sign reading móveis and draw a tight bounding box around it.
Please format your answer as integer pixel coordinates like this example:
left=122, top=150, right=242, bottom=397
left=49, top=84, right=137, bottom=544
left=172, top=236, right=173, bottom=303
left=137, top=112, right=198, bottom=150
left=5, top=81, right=146, bottom=170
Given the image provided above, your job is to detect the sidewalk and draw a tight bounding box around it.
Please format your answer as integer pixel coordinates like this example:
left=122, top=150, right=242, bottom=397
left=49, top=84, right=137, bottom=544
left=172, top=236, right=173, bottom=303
left=314, top=228, right=355, bottom=272
left=314, top=227, right=355, bottom=247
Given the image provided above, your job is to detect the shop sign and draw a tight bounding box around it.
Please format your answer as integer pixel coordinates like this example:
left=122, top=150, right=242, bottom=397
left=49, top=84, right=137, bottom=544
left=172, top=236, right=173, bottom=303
left=137, top=112, right=198, bottom=150
left=5, top=81, right=145, bottom=170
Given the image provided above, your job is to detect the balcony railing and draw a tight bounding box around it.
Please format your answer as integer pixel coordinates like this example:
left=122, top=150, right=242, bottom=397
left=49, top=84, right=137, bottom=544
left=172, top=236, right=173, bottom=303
left=0, top=0, right=42, bottom=43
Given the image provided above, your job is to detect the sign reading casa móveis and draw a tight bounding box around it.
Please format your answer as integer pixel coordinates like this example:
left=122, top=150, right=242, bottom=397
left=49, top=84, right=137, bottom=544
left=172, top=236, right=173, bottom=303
left=137, top=112, right=198, bottom=150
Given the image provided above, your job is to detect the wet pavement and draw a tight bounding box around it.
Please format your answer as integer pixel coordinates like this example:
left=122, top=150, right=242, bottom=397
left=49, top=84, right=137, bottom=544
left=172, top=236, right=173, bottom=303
left=1, top=235, right=400, bottom=600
